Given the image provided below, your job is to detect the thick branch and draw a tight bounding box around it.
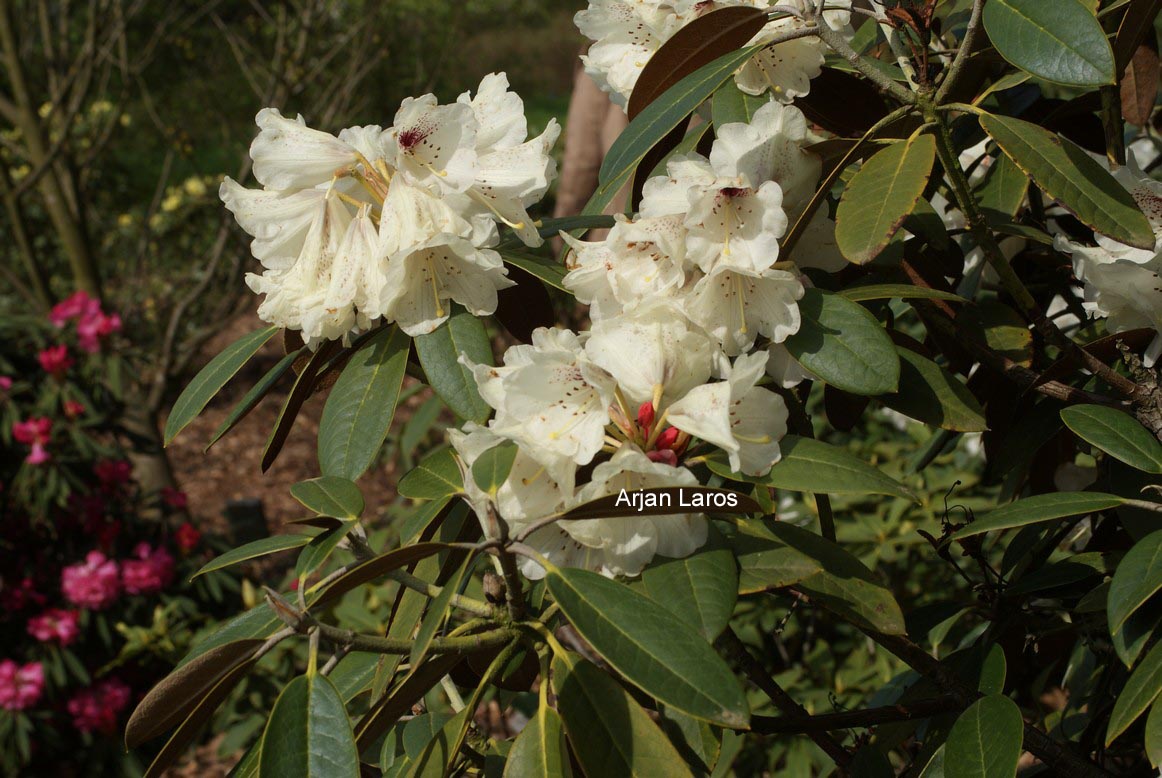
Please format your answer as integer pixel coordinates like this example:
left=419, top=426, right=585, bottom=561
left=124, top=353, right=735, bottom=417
left=935, top=0, right=983, bottom=103
left=815, top=21, right=914, bottom=104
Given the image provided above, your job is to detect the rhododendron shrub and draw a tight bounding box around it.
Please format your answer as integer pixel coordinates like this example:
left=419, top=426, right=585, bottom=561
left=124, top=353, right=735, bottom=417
left=141, top=2, right=1162, bottom=776
left=0, top=310, right=237, bottom=776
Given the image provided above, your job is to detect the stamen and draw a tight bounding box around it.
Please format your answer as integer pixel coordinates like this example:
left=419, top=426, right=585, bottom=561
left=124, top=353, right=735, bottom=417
left=467, top=188, right=525, bottom=230
left=426, top=255, right=445, bottom=319
left=521, top=466, right=546, bottom=487
left=734, top=274, right=748, bottom=335
left=736, top=432, right=772, bottom=444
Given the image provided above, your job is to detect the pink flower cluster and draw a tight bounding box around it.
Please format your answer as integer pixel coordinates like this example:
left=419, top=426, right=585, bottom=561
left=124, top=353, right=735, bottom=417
left=61, top=551, right=121, bottom=610
left=121, top=543, right=175, bottom=595
left=49, top=291, right=121, bottom=353
left=0, top=660, right=44, bottom=711
left=67, top=678, right=131, bottom=735
left=37, top=344, right=73, bottom=377
left=94, top=459, right=132, bottom=488
left=27, top=609, right=80, bottom=647
left=12, top=416, right=52, bottom=465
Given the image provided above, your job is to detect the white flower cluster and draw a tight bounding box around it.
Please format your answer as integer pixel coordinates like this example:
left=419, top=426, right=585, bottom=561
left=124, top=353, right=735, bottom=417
left=221, top=74, right=560, bottom=344
left=1054, top=154, right=1162, bottom=366
left=575, top=0, right=853, bottom=109
left=454, top=100, right=835, bottom=578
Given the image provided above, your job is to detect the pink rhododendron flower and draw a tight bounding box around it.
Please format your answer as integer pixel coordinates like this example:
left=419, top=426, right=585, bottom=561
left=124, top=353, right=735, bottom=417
left=67, top=678, right=131, bottom=735
left=27, top=608, right=80, bottom=646
left=49, top=291, right=99, bottom=327
left=37, top=344, right=73, bottom=377
left=174, top=522, right=201, bottom=553
left=63, top=400, right=86, bottom=418
left=61, top=551, right=120, bottom=609
left=161, top=486, right=188, bottom=510
left=0, top=376, right=13, bottom=392
left=12, top=417, right=52, bottom=465
left=76, top=311, right=121, bottom=353
left=94, top=459, right=132, bottom=486
left=0, top=660, right=44, bottom=711
left=121, top=543, right=174, bottom=595
left=1, top=577, right=46, bottom=611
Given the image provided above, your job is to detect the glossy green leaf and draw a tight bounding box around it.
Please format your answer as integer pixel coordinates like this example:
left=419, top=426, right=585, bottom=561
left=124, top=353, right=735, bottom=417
left=414, top=307, right=493, bottom=423
left=1146, top=699, right=1162, bottom=767
left=980, top=113, right=1153, bottom=249
left=411, top=553, right=474, bottom=667
left=784, top=288, right=901, bottom=396
left=259, top=674, right=359, bottom=777
left=318, top=325, right=410, bottom=480
left=1113, top=607, right=1162, bottom=668
left=836, top=134, right=936, bottom=265
left=398, top=448, right=464, bottom=500
left=642, top=547, right=739, bottom=641
left=976, top=153, right=1028, bottom=220
left=708, top=436, right=916, bottom=501
left=979, top=645, right=1007, bottom=696
left=295, top=522, right=355, bottom=579
left=881, top=347, right=987, bottom=432
left=546, top=567, right=749, bottom=727
left=176, top=603, right=281, bottom=669
left=290, top=476, right=364, bottom=520
left=1062, top=404, right=1162, bottom=474
left=711, top=82, right=771, bottom=130
left=500, top=249, right=569, bottom=292
left=944, top=695, right=1023, bottom=778
left=472, top=441, right=519, bottom=494
left=950, top=492, right=1126, bottom=540
left=552, top=654, right=695, bottom=778
left=314, top=542, right=451, bottom=605
left=192, top=534, right=313, bottom=580
left=1109, top=530, right=1162, bottom=634
left=838, top=284, right=966, bottom=303
left=165, top=325, right=279, bottom=445
left=788, top=523, right=906, bottom=635
left=206, top=350, right=298, bottom=451
left=729, top=520, right=823, bottom=594
left=982, top=0, right=1115, bottom=87
left=504, top=707, right=573, bottom=778
left=1108, top=640, right=1162, bottom=744
left=406, top=707, right=472, bottom=778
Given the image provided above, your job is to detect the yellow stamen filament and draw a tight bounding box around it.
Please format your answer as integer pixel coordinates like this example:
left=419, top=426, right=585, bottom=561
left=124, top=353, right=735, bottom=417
left=736, top=432, right=772, bottom=445
left=521, top=466, right=546, bottom=487
left=426, top=255, right=445, bottom=319
left=645, top=409, right=670, bottom=450
left=734, top=274, right=748, bottom=335
left=467, top=188, right=526, bottom=231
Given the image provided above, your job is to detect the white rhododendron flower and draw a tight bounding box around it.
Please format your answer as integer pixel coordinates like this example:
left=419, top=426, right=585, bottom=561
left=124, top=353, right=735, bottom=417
left=221, top=73, right=557, bottom=344
left=575, top=0, right=852, bottom=108
left=683, top=264, right=804, bottom=355
left=667, top=351, right=789, bottom=475
left=1053, top=155, right=1162, bottom=365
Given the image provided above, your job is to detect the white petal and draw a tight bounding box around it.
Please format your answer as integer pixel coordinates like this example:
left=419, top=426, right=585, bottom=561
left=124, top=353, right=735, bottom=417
left=250, top=108, right=358, bottom=190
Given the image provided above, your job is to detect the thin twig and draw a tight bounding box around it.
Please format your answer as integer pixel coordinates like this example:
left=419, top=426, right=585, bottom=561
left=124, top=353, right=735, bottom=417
left=935, top=0, right=983, bottom=102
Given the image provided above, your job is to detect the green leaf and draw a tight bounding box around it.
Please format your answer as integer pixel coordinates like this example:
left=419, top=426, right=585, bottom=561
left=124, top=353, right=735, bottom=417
left=581, top=45, right=762, bottom=221
left=1147, top=699, right=1162, bottom=767
left=836, top=134, right=936, bottom=265
left=1108, top=640, right=1162, bottom=744
left=398, top=448, right=463, bottom=500
left=410, top=553, right=474, bottom=667
left=711, top=82, right=771, bottom=130
left=192, top=534, right=313, bottom=580
left=126, top=639, right=262, bottom=748
left=976, top=153, right=1028, bottom=220
left=259, top=674, right=359, bottom=777
left=708, top=436, right=916, bottom=502
left=497, top=216, right=616, bottom=251
left=838, top=284, right=966, bottom=303
left=472, top=441, right=519, bottom=494
left=980, top=113, right=1153, bottom=249
left=176, top=603, right=282, bottom=669
left=504, top=707, right=573, bottom=778
left=500, top=249, right=569, bottom=292
left=786, top=523, right=906, bottom=635
left=1113, top=607, right=1162, bottom=668
left=546, top=567, right=749, bottom=727
left=729, top=520, right=823, bottom=594
left=944, top=695, right=1023, bottom=778
left=314, top=542, right=452, bottom=605
left=295, top=522, right=356, bottom=579
left=982, top=0, right=1115, bottom=87
left=552, top=654, right=695, bottom=778
left=1109, top=530, right=1162, bottom=634
left=950, top=492, right=1126, bottom=540
left=406, top=707, right=473, bottom=778
left=1062, top=404, right=1162, bottom=474
left=290, top=476, right=364, bottom=520
left=164, top=325, right=279, bottom=445
left=414, top=307, right=493, bottom=423
left=881, top=347, right=988, bottom=432
left=979, top=645, right=1007, bottom=696
left=206, top=350, right=298, bottom=451
left=318, top=325, right=410, bottom=480
left=642, top=547, right=739, bottom=641
left=784, top=289, right=901, bottom=396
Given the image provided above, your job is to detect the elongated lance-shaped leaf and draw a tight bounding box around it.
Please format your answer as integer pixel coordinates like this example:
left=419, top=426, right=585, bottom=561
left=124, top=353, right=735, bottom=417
left=983, top=0, right=1115, bottom=87
left=1062, top=404, right=1162, bottom=474
left=504, top=706, right=573, bottom=778
left=318, top=325, right=410, bottom=480
left=642, top=546, right=738, bottom=641
left=980, top=112, right=1154, bottom=249
left=944, top=695, right=1023, bottom=778
left=546, top=567, right=749, bottom=727
left=290, top=475, right=364, bottom=520
left=836, top=134, right=936, bottom=265
left=192, top=534, right=313, bottom=580
left=838, top=284, right=966, bottom=303
left=259, top=674, right=360, bottom=777
left=1109, top=530, right=1162, bottom=635
left=410, top=552, right=475, bottom=667
left=881, top=347, right=988, bottom=432
left=398, top=447, right=464, bottom=500
left=1108, top=639, right=1162, bottom=745
left=165, top=325, right=279, bottom=445
left=414, top=307, right=493, bottom=423
left=472, top=441, right=519, bottom=494
left=206, top=349, right=299, bottom=451
left=951, top=492, right=1126, bottom=540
